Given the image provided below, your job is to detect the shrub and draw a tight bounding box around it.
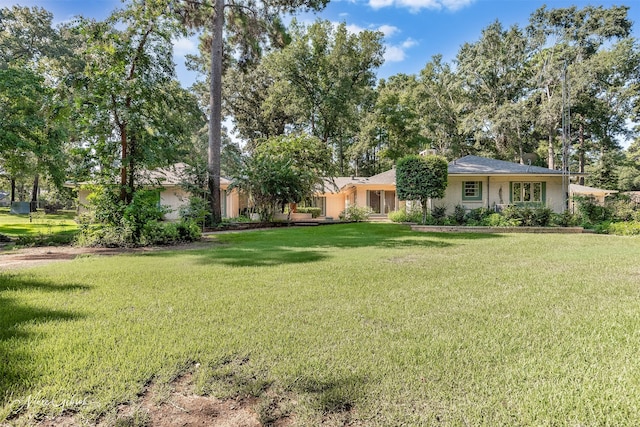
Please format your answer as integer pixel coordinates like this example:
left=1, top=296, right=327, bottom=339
left=388, top=207, right=422, bottom=223
left=76, top=187, right=200, bottom=247
left=574, top=196, right=613, bottom=225
left=465, top=207, right=492, bottom=225
left=450, top=204, right=466, bottom=225
left=607, top=221, right=640, bottom=236
left=387, top=210, right=407, bottom=223
left=296, top=207, right=322, bottom=218
left=607, top=197, right=637, bottom=222
left=532, top=206, right=553, bottom=226
left=431, top=205, right=448, bottom=221
left=76, top=219, right=201, bottom=247
left=85, top=185, right=124, bottom=226
left=75, top=222, right=136, bottom=248
left=179, top=196, right=209, bottom=225
left=122, top=190, right=169, bottom=238
left=551, top=211, right=580, bottom=227
left=500, top=205, right=551, bottom=227
left=482, top=213, right=518, bottom=227
left=141, top=221, right=179, bottom=245
left=339, top=206, right=373, bottom=222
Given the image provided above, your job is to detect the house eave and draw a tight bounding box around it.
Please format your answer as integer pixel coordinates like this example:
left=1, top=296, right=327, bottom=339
left=449, top=172, right=585, bottom=177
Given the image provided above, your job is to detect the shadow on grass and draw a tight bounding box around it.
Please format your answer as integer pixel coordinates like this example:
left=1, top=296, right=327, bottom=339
left=143, top=223, right=504, bottom=267
left=0, top=274, right=88, bottom=413
left=294, top=374, right=367, bottom=415
left=196, top=247, right=329, bottom=267
left=0, top=226, right=32, bottom=235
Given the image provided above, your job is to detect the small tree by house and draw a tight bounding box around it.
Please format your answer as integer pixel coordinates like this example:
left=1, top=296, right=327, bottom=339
left=396, top=154, right=448, bottom=224
left=232, top=133, right=333, bottom=221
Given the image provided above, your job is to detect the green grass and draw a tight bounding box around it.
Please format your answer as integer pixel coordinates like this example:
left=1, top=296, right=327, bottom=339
left=2, top=223, right=640, bottom=425
left=0, top=209, right=78, bottom=246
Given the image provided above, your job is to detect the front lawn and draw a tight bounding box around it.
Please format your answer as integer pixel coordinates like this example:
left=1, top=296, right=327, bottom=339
left=2, top=223, right=640, bottom=425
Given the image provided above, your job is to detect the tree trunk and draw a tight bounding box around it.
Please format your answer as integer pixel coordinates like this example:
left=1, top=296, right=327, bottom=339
left=120, top=123, right=128, bottom=202
left=10, top=178, right=15, bottom=203
left=548, top=128, right=555, bottom=170
left=128, top=134, right=136, bottom=204
left=30, top=174, right=39, bottom=212
left=421, top=198, right=429, bottom=225
left=208, top=0, right=224, bottom=225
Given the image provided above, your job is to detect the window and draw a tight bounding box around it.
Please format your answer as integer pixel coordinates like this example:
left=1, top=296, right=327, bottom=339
left=462, top=181, right=482, bottom=201
left=511, top=182, right=545, bottom=203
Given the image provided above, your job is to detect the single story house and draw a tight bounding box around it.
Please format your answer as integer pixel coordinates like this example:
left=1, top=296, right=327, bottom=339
left=69, top=163, right=247, bottom=220
left=314, top=155, right=575, bottom=217
left=67, top=156, right=580, bottom=220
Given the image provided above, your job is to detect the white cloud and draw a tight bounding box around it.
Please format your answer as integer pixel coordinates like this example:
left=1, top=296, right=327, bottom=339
left=398, top=0, right=440, bottom=10
left=384, top=38, right=418, bottom=63
left=401, top=38, right=418, bottom=49
left=378, top=24, right=399, bottom=37
left=172, top=36, right=198, bottom=56
left=384, top=45, right=406, bottom=62
left=441, top=0, right=475, bottom=11
left=369, top=0, right=395, bottom=9
left=345, top=23, right=366, bottom=35
left=369, top=0, right=474, bottom=12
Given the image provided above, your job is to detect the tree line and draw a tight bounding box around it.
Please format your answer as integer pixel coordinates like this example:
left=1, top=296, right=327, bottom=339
left=1, top=1, right=639, bottom=226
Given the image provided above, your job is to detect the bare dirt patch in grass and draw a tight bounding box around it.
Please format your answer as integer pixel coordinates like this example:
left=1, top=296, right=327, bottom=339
left=33, top=372, right=296, bottom=427
left=0, top=241, right=217, bottom=270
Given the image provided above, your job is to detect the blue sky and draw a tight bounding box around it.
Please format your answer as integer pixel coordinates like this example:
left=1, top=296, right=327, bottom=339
left=3, top=0, right=640, bottom=86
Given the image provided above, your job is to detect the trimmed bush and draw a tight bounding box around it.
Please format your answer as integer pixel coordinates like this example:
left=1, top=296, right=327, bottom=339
left=339, top=206, right=373, bottom=222
left=388, top=208, right=422, bottom=223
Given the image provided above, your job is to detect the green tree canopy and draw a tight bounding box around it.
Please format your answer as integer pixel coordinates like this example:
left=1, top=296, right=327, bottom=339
left=264, top=20, right=384, bottom=174
left=353, top=74, right=427, bottom=175
left=232, top=133, right=332, bottom=220
left=75, top=0, right=204, bottom=202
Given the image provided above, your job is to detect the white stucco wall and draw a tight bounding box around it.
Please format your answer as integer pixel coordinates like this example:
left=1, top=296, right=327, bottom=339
left=160, top=186, right=190, bottom=220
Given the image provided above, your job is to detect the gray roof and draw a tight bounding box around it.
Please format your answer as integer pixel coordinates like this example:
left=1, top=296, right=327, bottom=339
left=319, top=155, right=566, bottom=194
left=448, top=155, right=564, bottom=175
